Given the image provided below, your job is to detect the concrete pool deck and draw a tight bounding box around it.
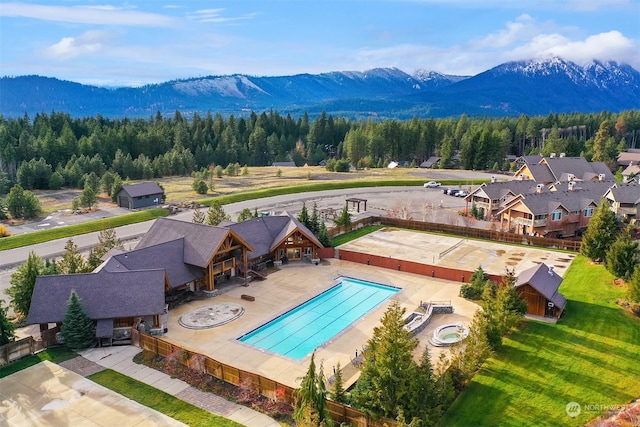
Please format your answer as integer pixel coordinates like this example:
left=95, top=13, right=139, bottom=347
left=162, top=259, right=480, bottom=389
left=160, top=229, right=576, bottom=389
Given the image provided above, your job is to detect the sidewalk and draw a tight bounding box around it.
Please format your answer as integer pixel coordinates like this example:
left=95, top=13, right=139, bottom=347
left=73, top=345, right=281, bottom=427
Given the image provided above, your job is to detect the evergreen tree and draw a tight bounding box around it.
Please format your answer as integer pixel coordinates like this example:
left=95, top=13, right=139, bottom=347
left=6, top=184, right=25, bottom=218
left=57, top=239, right=88, bottom=274
left=192, top=207, right=205, bottom=224
left=0, top=300, right=16, bottom=346
left=298, top=202, right=310, bottom=228
left=205, top=201, right=231, bottom=226
left=87, top=228, right=124, bottom=270
left=294, top=351, right=332, bottom=426
left=60, top=290, right=95, bottom=349
left=606, top=228, right=639, bottom=281
left=407, top=346, right=439, bottom=424
left=333, top=204, right=351, bottom=227
left=331, top=362, right=346, bottom=404
left=351, top=300, right=418, bottom=419
left=309, top=203, right=321, bottom=235
left=192, top=178, right=208, bottom=194
left=317, top=222, right=331, bottom=247
left=110, top=175, right=123, bottom=203
left=80, top=184, right=97, bottom=209
left=6, top=251, right=45, bottom=317
left=581, top=200, right=619, bottom=262
left=237, top=208, right=255, bottom=222
left=627, top=266, right=640, bottom=303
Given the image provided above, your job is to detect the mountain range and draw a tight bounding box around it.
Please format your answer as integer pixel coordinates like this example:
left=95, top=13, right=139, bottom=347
left=1, top=57, right=639, bottom=119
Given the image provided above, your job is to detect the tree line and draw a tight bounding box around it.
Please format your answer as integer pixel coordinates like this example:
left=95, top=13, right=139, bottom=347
left=1, top=109, right=639, bottom=196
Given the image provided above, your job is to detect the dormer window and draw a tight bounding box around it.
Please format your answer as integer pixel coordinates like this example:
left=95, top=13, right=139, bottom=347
left=551, top=210, right=562, bottom=221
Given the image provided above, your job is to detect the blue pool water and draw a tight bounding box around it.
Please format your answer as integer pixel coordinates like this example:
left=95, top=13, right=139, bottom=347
left=238, top=277, right=399, bottom=360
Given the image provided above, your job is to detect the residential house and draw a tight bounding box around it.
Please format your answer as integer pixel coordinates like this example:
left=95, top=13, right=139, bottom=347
left=618, top=149, right=640, bottom=168
left=419, top=156, right=440, bottom=168
left=498, top=187, right=599, bottom=238
left=116, top=182, right=164, bottom=209
left=516, top=263, right=566, bottom=320
left=465, top=180, right=542, bottom=219
left=603, top=183, right=640, bottom=221
left=622, top=163, right=640, bottom=183
left=514, top=156, right=614, bottom=183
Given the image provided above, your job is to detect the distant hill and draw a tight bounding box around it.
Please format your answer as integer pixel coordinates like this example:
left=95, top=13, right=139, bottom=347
left=1, top=58, right=639, bottom=119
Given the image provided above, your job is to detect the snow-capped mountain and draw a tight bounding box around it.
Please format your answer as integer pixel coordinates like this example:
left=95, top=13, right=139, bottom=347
left=1, top=58, right=638, bottom=119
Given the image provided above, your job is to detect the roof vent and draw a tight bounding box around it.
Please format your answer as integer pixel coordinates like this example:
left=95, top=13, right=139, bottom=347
left=559, top=152, right=566, bottom=157
left=536, top=183, right=544, bottom=193
left=598, top=173, right=606, bottom=181
left=568, top=181, right=576, bottom=190
left=550, top=153, right=556, bottom=158
left=548, top=265, right=554, bottom=275
left=568, top=173, right=575, bottom=181
left=491, top=175, right=496, bottom=183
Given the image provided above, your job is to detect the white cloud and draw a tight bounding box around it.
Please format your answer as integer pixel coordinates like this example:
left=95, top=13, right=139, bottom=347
left=0, top=2, right=174, bottom=26
left=41, top=30, right=111, bottom=60
left=188, top=8, right=258, bottom=24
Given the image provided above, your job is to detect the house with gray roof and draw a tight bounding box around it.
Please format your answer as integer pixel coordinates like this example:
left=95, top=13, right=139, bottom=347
left=603, top=183, right=640, bottom=221
left=516, top=263, right=566, bottom=320
left=116, top=182, right=164, bottom=209
left=465, top=180, right=543, bottom=219
left=497, top=187, right=599, bottom=238
left=27, top=214, right=323, bottom=346
left=514, top=156, right=614, bottom=184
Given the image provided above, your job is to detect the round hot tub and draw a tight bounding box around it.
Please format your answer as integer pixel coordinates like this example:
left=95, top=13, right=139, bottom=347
left=429, top=324, right=469, bottom=347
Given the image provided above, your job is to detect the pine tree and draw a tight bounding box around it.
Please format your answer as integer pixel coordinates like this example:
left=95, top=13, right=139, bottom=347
left=237, top=208, right=254, bottom=222
left=407, top=346, right=439, bottom=424
left=351, top=300, right=418, bottom=419
left=87, top=228, right=124, bottom=270
left=298, top=202, right=310, bottom=228
left=309, top=203, right=320, bottom=235
left=581, top=200, right=619, bottom=262
left=333, top=204, right=351, bottom=227
left=606, top=228, right=639, bottom=281
left=205, top=201, right=230, bottom=226
left=331, top=361, right=346, bottom=404
left=294, top=351, right=331, bottom=426
left=317, top=222, right=331, bottom=247
left=0, top=300, right=16, bottom=346
left=60, top=290, right=95, bottom=349
left=6, top=251, right=45, bottom=317
left=192, top=207, right=205, bottom=223
left=57, top=239, right=88, bottom=274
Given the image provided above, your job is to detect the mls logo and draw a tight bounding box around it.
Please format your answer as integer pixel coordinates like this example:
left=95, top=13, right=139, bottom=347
left=566, top=402, right=581, bottom=417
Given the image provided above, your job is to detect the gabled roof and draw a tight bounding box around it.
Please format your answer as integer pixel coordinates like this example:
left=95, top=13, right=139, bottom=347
left=118, top=182, right=164, bottom=198
left=228, top=213, right=323, bottom=259
left=618, top=149, right=640, bottom=166
left=27, top=269, right=166, bottom=325
left=517, top=155, right=544, bottom=165
left=548, top=180, right=613, bottom=194
left=519, top=163, right=556, bottom=183
left=420, top=156, right=440, bottom=168
left=542, top=157, right=614, bottom=182
left=468, top=180, right=541, bottom=201
left=622, top=164, right=640, bottom=177
left=137, top=217, right=253, bottom=268
left=498, top=189, right=598, bottom=216
left=604, top=183, right=640, bottom=205
left=516, top=263, right=566, bottom=309
left=103, top=238, right=203, bottom=288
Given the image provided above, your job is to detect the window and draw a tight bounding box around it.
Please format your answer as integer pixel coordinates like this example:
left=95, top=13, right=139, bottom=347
left=534, top=214, right=545, bottom=220
left=551, top=210, right=562, bottom=221
left=584, top=206, right=594, bottom=217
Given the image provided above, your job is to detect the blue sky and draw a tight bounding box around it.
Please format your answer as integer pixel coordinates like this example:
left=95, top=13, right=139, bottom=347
left=1, top=0, right=639, bottom=87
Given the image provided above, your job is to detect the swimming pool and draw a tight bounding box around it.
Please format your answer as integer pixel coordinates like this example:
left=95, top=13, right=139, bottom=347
left=238, top=277, right=399, bottom=360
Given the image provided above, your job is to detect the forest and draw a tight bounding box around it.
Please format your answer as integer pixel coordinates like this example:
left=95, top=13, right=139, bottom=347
left=0, top=109, right=639, bottom=197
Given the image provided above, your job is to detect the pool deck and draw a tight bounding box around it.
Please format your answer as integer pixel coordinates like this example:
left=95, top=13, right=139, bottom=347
left=163, top=259, right=479, bottom=390
left=161, top=229, right=576, bottom=390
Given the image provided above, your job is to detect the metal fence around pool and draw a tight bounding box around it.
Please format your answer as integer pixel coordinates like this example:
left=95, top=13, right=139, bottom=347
left=139, top=333, right=396, bottom=427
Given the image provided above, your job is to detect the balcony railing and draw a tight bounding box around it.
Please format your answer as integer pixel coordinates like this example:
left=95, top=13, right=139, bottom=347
left=533, top=218, right=547, bottom=227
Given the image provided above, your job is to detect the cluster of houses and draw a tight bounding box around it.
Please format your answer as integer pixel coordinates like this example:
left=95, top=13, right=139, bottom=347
left=465, top=155, right=639, bottom=238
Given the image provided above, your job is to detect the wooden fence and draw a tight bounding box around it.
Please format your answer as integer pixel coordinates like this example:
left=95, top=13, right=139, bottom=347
left=139, top=334, right=395, bottom=427
left=0, top=337, right=35, bottom=366
left=330, top=216, right=582, bottom=252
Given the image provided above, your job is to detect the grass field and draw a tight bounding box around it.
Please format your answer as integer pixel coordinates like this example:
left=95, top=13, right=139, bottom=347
left=88, top=369, right=243, bottom=427
left=439, top=256, right=640, bottom=426
left=0, top=208, right=169, bottom=251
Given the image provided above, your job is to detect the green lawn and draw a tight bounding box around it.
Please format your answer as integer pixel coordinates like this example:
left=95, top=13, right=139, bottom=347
left=0, top=346, right=77, bottom=379
left=439, top=256, right=640, bottom=426
left=88, top=369, right=242, bottom=427
left=331, top=225, right=384, bottom=246
left=0, top=208, right=169, bottom=251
